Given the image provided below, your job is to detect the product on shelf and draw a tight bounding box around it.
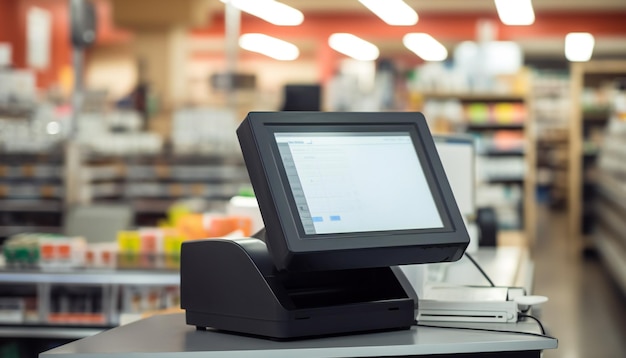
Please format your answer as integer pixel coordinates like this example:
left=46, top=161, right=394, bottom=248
left=464, top=102, right=526, bottom=124
left=116, top=211, right=253, bottom=270
left=2, top=234, right=40, bottom=268
left=117, top=228, right=183, bottom=269
left=0, top=297, right=25, bottom=324
left=48, top=286, right=106, bottom=325
left=38, top=236, right=87, bottom=271
left=120, top=285, right=180, bottom=319
left=3, top=233, right=122, bottom=271
left=171, top=107, right=240, bottom=155
left=84, top=242, right=117, bottom=270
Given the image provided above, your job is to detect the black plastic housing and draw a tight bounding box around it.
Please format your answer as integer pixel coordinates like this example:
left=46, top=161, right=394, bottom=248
left=236, top=112, right=469, bottom=272
left=181, top=238, right=415, bottom=339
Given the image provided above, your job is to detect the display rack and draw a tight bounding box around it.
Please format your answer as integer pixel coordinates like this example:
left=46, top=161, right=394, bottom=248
left=531, top=70, right=570, bottom=208
left=592, top=87, right=626, bottom=295
left=568, top=60, right=626, bottom=251
left=79, top=151, right=250, bottom=226
left=418, top=92, right=536, bottom=244
left=0, top=152, right=65, bottom=242
left=0, top=269, right=180, bottom=338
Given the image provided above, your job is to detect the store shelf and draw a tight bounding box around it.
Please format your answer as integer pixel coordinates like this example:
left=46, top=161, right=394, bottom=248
left=0, top=200, right=63, bottom=213
left=568, top=60, right=626, bottom=250
left=418, top=92, right=525, bottom=102
left=0, top=268, right=181, bottom=339
left=587, top=79, right=626, bottom=295
left=79, top=153, right=250, bottom=227
left=0, top=325, right=107, bottom=339
left=595, top=175, right=626, bottom=213
left=0, top=269, right=179, bottom=285
left=481, top=149, right=525, bottom=157
left=418, top=91, right=535, bottom=241
left=594, top=228, right=626, bottom=295
left=485, top=177, right=524, bottom=185
left=0, top=153, right=65, bottom=241
left=0, top=226, right=62, bottom=237
left=466, top=123, right=524, bottom=131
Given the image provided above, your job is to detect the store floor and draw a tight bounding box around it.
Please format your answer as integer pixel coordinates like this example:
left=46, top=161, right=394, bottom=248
left=531, top=206, right=626, bottom=358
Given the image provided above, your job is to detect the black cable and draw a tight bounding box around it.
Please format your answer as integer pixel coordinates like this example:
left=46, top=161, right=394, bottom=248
left=518, top=313, right=546, bottom=335
left=464, top=252, right=495, bottom=287
left=415, top=322, right=556, bottom=340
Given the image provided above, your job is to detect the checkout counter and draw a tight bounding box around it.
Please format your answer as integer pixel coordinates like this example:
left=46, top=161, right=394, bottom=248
left=40, top=113, right=556, bottom=357
left=40, top=242, right=555, bottom=358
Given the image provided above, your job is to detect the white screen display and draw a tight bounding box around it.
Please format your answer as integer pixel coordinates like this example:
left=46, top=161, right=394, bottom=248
left=435, top=138, right=475, bottom=218
left=275, top=132, right=444, bottom=235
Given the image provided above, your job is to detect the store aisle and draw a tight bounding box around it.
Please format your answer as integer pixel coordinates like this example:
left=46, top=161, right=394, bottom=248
left=531, top=206, right=626, bottom=358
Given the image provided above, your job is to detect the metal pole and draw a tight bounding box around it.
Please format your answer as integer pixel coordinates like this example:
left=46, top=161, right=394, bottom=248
left=224, top=1, right=240, bottom=108
left=65, top=0, right=86, bottom=206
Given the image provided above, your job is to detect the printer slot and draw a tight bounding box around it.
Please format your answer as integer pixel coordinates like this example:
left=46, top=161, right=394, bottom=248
left=277, top=267, right=408, bottom=309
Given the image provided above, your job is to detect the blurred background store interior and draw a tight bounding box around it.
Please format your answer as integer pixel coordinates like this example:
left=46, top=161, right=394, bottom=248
left=0, top=0, right=625, bottom=357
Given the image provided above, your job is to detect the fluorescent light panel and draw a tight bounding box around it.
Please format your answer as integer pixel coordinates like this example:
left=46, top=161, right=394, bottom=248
left=222, top=0, right=303, bottom=26
left=239, top=33, right=299, bottom=61
left=565, top=33, right=595, bottom=62
left=359, top=0, right=418, bottom=26
left=403, top=33, right=448, bottom=62
left=328, top=33, right=380, bottom=61
left=494, top=0, right=535, bottom=26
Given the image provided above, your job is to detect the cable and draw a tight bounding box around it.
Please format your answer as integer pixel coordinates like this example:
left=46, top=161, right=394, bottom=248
left=464, top=252, right=495, bottom=287
left=518, top=313, right=546, bottom=335
left=415, top=322, right=556, bottom=340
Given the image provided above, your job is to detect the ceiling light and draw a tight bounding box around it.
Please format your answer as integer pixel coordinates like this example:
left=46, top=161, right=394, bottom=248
left=328, top=33, right=380, bottom=61
left=239, top=33, right=299, bottom=61
left=359, top=0, right=418, bottom=26
left=221, top=0, right=304, bottom=26
left=494, top=0, right=535, bottom=26
left=565, top=33, right=595, bottom=62
left=403, top=33, right=448, bottom=62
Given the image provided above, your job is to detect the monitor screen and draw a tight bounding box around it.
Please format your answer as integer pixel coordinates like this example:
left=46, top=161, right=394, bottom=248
left=434, top=135, right=476, bottom=219
left=275, top=132, right=444, bottom=235
left=237, top=112, right=469, bottom=271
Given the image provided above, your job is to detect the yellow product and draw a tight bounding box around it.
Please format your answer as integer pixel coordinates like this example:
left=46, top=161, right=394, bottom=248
left=492, top=103, right=516, bottom=124
left=167, top=204, right=192, bottom=226
left=117, top=231, right=141, bottom=253
left=163, top=232, right=185, bottom=255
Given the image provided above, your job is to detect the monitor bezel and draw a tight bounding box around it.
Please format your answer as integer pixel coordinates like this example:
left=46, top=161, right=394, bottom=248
left=237, top=112, right=469, bottom=271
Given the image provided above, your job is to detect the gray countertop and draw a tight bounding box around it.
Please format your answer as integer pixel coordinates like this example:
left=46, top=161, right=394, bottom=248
left=41, top=313, right=557, bottom=357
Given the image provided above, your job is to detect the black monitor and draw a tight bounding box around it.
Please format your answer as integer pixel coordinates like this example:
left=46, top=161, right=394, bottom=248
left=281, top=84, right=321, bottom=111
left=237, top=111, right=469, bottom=272
left=182, top=111, right=470, bottom=339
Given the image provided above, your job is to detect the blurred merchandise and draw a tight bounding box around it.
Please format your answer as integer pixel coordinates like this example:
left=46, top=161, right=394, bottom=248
left=593, top=82, right=626, bottom=296
left=48, top=286, right=105, bottom=325
left=121, top=285, right=179, bottom=315
left=171, top=107, right=239, bottom=156
left=3, top=233, right=87, bottom=270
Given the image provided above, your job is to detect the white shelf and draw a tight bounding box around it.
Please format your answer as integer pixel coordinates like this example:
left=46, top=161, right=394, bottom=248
left=0, top=269, right=179, bottom=285
left=0, top=325, right=106, bottom=339
left=594, top=229, right=626, bottom=295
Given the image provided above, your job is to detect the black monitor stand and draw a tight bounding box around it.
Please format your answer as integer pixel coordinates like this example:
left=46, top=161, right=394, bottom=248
left=180, top=234, right=417, bottom=340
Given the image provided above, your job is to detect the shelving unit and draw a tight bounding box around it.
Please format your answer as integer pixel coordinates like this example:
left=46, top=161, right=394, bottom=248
left=419, top=92, right=536, bottom=244
left=568, top=60, right=626, bottom=251
left=0, top=153, right=65, bottom=242
left=80, top=152, right=250, bottom=226
left=0, top=269, right=180, bottom=337
left=531, top=70, right=570, bottom=208
left=592, top=90, right=626, bottom=294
